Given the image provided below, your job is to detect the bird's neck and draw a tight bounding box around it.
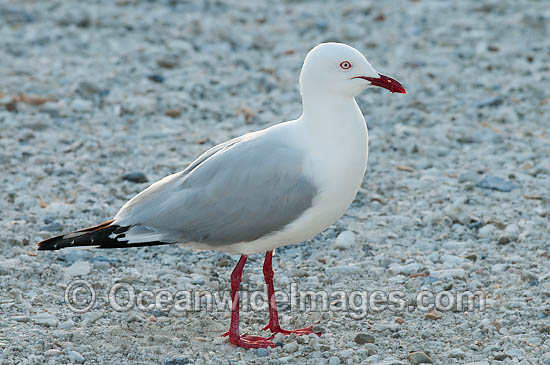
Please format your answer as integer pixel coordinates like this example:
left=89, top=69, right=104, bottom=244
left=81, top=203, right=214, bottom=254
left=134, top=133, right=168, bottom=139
left=301, top=93, right=366, bottom=134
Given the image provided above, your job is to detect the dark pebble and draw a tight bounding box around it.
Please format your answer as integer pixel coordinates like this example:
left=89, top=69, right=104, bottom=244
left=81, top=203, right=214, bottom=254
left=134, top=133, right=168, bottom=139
left=494, top=353, right=510, bottom=361
left=43, top=216, right=56, bottom=225
left=354, top=333, right=375, bottom=344
left=530, top=280, right=539, bottom=287
left=164, top=357, right=189, bottom=365
left=40, top=222, right=64, bottom=232
left=148, top=74, right=165, bottom=83
left=468, top=221, right=483, bottom=230
left=476, top=97, right=503, bottom=108
left=477, top=176, right=517, bottom=192
left=123, top=172, right=148, bottom=183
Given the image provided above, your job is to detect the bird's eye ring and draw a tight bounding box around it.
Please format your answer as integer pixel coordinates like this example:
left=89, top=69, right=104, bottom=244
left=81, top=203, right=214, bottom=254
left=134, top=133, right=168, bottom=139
left=339, top=61, right=352, bottom=70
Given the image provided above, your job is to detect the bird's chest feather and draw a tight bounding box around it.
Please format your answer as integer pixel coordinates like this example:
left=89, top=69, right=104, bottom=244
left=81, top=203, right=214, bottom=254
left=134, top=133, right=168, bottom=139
left=305, top=116, right=369, bottom=219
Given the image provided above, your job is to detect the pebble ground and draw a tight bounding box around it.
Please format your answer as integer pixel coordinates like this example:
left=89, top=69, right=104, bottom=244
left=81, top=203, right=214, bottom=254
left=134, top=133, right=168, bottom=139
left=1, top=0, right=549, bottom=364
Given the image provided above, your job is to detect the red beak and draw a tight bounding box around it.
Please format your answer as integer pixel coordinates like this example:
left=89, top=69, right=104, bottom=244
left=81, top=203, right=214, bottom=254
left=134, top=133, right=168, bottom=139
left=353, top=74, right=406, bottom=94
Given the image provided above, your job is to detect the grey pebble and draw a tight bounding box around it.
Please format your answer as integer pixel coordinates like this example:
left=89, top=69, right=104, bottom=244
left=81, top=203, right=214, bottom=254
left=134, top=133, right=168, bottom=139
left=354, top=333, right=375, bottom=345
left=477, top=176, right=517, bottom=192
left=40, top=222, right=64, bottom=232
left=478, top=224, right=496, bottom=238
left=459, top=172, right=482, bottom=184
left=71, top=98, right=93, bottom=113
left=32, top=313, right=58, bottom=327
left=68, top=350, right=85, bottom=364
left=2, top=0, right=549, bottom=364
left=505, top=348, right=525, bottom=359
left=283, top=342, right=298, bottom=353
left=122, top=172, right=149, bottom=183
left=164, top=357, right=190, bottom=365
left=448, top=348, right=465, bottom=359
left=256, top=347, right=270, bottom=357
left=408, top=351, right=433, bottom=364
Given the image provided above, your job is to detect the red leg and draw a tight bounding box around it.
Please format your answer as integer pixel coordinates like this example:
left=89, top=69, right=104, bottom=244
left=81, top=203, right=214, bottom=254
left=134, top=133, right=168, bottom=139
left=222, top=255, right=276, bottom=348
left=262, top=251, right=321, bottom=336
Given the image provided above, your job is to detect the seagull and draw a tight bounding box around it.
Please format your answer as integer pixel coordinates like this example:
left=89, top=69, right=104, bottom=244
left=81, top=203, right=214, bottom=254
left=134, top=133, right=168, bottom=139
left=38, top=42, right=405, bottom=349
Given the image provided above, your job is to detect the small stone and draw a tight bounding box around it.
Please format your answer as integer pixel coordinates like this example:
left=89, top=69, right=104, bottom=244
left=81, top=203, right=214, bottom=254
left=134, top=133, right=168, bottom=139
left=430, top=268, right=467, bottom=280
left=493, top=353, right=510, bottom=361
left=334, top=230, right=355, bottom=249
left=354, top=333, right=375, bottom=344
left=148, top=74, right=165, bottom=83
left=65, top=261, right=91, bottom=277
left=122, top=172, right=148, bottom=183
left=165, top=109, right=181, bottom=118
left=157, top=57, right=178, bottom=69
left=491, top=264, right=507, bottom=273
left=273, top=333, right=285, bottom=345
left=164, top=357, right=190, bottom=365
left=527, top=337, right=542, bottom=346
left=68, top=350, right=85, bottom=364
left=468, top=221, right=483, bottom=230
left=443, top=199, right=471, bottom=225
left=395, top=317, right=405, bottom=324
left=45, top=349, right=63, bottom=356
left=327, top=265, right=362, bottom=275
left=12, top=315, right=29, bottom=322
left=32, top=313, right=58, bottom=327
left=283, top=342, right=298, bottom=353
left=478, top=224, right=496, bottom=238
left=539, top=325, right=550, bottom=334
left=312, top=324, right=325, bottom=333
left=71, top=98, right=93, bottom=113
left=40, top=222, right=64, bottom=232
left=328, top=356, right=341, bottom=365
left=256, top=347, right=270, bottom=357
left=505, top=348, right=525, bottom=359
left=58, top=319, right=76, bottom=329
left=464, top=254, right=477, bottom=261
left=458, top=172, right=482, bottom=184
left=498, top=234, right=512, bottom=244
left=424, top=310, right=442, bottom=320
left=76, top=81, right=104, bottom=98
left=408, top=351, right=433, bottom=364
left=477, top=176, right=517, bottom=192
left=448, top=348, right=465, bottom=359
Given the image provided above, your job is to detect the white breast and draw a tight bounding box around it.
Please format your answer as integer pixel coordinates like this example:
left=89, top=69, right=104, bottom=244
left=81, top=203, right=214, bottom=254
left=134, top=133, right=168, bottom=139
left=220, top=106, right=369, bottom=255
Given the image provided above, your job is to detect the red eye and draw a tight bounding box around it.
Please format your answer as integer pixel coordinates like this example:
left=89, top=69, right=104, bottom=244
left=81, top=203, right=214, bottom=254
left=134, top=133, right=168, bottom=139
left=340, top=61, right=352, bottom=70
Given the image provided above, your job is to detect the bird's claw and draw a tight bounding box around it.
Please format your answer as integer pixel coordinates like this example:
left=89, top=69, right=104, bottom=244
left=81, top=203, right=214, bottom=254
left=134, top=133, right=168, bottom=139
left=262, top=323, right=321, bottom=336
left=222, top=331, right=276, bottom=349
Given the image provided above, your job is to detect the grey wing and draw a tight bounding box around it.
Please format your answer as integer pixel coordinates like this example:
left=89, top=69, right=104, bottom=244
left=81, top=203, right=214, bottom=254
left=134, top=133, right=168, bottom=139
left=113, top=134, right=317, bottom=246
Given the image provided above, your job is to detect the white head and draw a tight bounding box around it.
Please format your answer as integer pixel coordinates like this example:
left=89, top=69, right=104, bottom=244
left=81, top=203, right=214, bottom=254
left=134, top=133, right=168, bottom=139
left=299, top=43, right=405, bottom=98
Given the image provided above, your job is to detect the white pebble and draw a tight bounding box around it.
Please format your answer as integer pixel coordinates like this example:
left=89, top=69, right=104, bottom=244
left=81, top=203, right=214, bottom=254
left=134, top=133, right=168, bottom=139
left=334, top=230, right=355, bottom=249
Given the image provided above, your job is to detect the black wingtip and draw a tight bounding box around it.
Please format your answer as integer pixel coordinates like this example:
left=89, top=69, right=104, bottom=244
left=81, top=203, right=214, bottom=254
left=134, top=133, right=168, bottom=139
left=36, top=220, right=173, bottom=251
left=37, top=234, right=64, bottom=250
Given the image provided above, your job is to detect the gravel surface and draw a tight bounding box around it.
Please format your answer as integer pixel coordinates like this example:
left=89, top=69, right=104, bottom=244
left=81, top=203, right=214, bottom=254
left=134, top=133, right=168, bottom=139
left=1, top=0, right=549, bottom=364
